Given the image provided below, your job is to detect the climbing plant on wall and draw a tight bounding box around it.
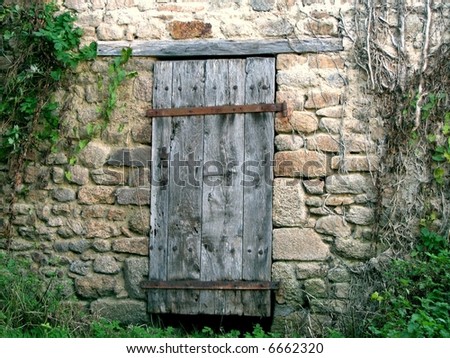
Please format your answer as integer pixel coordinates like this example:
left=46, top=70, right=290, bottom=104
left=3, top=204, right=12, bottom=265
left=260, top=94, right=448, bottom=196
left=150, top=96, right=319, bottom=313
left=333, top=0, right=449, bottom=337
left=0, top=1, right=97, bottom=168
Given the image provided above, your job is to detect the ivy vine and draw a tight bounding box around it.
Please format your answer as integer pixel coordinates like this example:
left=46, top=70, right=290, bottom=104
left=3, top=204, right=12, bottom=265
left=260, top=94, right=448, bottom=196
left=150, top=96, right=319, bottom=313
left=0, top=1, right=97, bottom=165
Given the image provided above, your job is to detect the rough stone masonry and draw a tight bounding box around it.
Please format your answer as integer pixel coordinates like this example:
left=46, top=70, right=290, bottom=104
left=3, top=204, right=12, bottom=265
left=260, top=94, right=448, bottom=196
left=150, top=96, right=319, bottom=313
left=1, top=0, right=447, bottom=335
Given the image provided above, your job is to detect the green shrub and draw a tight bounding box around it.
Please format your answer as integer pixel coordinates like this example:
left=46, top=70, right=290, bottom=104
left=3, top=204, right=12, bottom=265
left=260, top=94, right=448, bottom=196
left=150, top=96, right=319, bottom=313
left=367, top=228, right=450, bottom=337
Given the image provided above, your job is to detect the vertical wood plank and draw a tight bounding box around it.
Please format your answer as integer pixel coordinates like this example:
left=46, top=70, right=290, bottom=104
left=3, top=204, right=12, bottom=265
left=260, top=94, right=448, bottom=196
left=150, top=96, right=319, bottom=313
left=242, top=57, right=275, bottom=317
left=149, top=61, right=173, bottom=314
left=199, top=59, right=246, bottom=315
left=166, top=60, right=205, bottom=314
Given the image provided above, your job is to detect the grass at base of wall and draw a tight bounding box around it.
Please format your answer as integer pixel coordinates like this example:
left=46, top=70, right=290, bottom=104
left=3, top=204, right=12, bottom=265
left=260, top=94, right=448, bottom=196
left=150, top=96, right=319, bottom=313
left=0, top=252, right=277, bottom=338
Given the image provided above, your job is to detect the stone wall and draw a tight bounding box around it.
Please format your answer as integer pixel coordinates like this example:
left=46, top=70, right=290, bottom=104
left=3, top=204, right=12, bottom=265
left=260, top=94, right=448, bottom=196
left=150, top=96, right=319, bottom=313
left=1, top=0, right=448, bottom=335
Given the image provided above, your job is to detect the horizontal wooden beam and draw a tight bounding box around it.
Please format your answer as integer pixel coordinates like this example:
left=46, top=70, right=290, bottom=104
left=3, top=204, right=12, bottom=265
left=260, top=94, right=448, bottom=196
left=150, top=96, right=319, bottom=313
left=97, top=38, right=343, bottom=57
left=146, top=102, right=287, bottom=118
left=141, top=280, right=279, bottom=290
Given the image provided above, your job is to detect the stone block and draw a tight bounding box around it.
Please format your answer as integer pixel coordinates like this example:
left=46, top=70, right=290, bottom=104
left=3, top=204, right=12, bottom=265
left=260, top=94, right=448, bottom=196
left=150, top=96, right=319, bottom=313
left=275, top=116, right=293, bottom=134
left=276, top=54, right=307, bottom=70
left=346, top=205, right=375, bottom=225
left=67, top=219, right=87, bottom=236
left=251, top=0, right=275, bottom=11
left=306, top=133, right=340, bottom=152
left=318, top=117, right=342, bottom=134
left=276, top=90, right=305, bottom=112
left=131, top=120, right=151, bottom=145
left=124, top=257, right=149, bottom=299
left=93, top=256, right=121, bottom=274
left=24, top=165, right=50, bottom=186
left=335, top=238, right=377, bottom=260
left=133, top=75, right=153, bottom=102
left=333, top=283, right=350, bottom=299
left=79, top=141, right=111, bottom=169
left=70, top=260, right=90, bottom=276
left=52, top=167, right=65, bottom=183
left=275, top=134, right=304, bottom=151
left=315, top=215, right=351, bottom=238
left=303, top=179, right=324, bottom=194
left=343, top=134, right=373, bottom=153
left=277, top=70, right=317, bottom=88
left=325, top=174, right=374, bottom=194
left=273, top=228, right=330, bottom=261
left=112, top=237, right=148, bottom=256
left=90, top=298, right=148, bottom=325
left=91, top=168, right=125, bottom=185
left=310, top=207, right=330, bottom=216
left=290, top=111, right=319, bottom=133
left=128, top=168, right=150, bottom=187
left=305, top=19, right=338, bottom=37
left=327, top=73, right=348, bottom=88
left=47, top=153, right=68, bottom=165
left=168, top=21, right=212, bottom=40
left=75, top=276, right=117, bottom=299
left=304, top=90, right=341, bottom=109
left=92, top=239, right=111, bottom=253
left=48, top=217, right=64, bottom=227
left=274, top=150, right=327, bottom=178
left=64, top=0, right=89, bottom=12
left=107, top=208, right=126, bottom=221
left=54, top=241, right=70, bottom=253
left=260, top=18, right=293, bottom=37
left=108, top=147, right=151, bottom=168
left=308, top=54, right=344, bottom=70
left=52, top=204, right=71, bottom=216
left=97, top=23, right=124, bottom=40
left=116, top=187, right=150, bottom=205
left=305, top=196, right=322, bottom=207
left=331, top=155, right=379, bottom=172
left=86, top=220, right=121, bottom=239
left=6, top=239, right=33, bottom=251
left=67, top=165, right=89, bottom=185
left=328, top=267, right=350, bottom=282
left=53, top=188, right=76, bottom=202
left=316, top=106, right=345, bottom=118
left=304, top=278, right=327, bottom=298
left=296, top=262, right=328, bottom=280
left=69, top=240, right=91, bottom=254
left=78, top=186, right=116, bottom=205
left=272, top=262, right=305, bottom=306
left=81, top=205, right=107, bottom=219
left=273, top=178, right=307, bottom=227
left=128, top=210, right=150, bottom=235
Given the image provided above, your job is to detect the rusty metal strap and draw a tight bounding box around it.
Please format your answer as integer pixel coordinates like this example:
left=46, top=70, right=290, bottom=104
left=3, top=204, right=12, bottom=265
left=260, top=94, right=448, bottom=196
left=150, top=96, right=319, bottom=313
left=146, top=102, right=287, bottom=118
left=141, top=280, right=279, bottom=291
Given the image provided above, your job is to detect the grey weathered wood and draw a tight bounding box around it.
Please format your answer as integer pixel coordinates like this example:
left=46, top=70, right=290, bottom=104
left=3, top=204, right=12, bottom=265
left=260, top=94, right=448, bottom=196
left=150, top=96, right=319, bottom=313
left=166, top=60, right=205, bottom=314
left=242, top=57, right=275, bottom=317
left=148, top=61, right=173, bottom=314
left=98, top=38, right=343, bottom=57
left=150, top=58, right=275, bottom=317
left=199, top=59, right=245, bottom=315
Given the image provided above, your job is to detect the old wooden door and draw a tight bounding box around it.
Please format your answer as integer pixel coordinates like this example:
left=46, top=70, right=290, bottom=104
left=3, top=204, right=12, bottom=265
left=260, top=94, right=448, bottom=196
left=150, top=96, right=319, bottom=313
left=149, top=58, right=274, bottom=316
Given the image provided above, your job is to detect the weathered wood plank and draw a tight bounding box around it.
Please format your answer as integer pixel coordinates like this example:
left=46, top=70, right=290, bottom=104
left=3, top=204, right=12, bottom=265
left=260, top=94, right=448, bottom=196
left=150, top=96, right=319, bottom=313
left=97, top=38, right=343, bottom=57
left=242, top=57, right=275, bottom=317
left=146, top=102, right=287, bottom=118
left=199, top=59, right=246, bottom=315
left=148, top=61, right=173, bottom=314
left=166, top=60, right=205, bottom=314
left=142, top=280, right=279, bottom=290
